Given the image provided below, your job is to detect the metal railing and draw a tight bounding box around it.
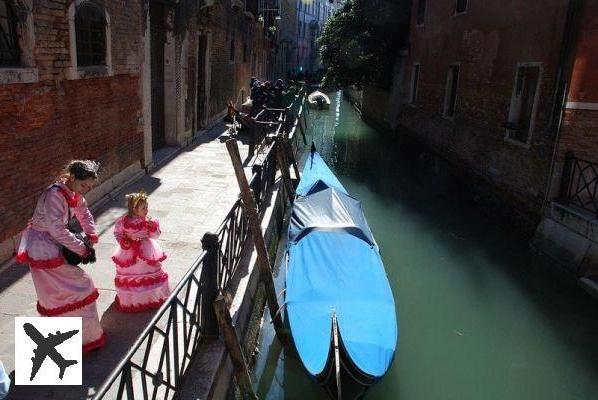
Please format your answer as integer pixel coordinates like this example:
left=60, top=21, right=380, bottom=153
left=93, top=92, right=306, bottom=400
left=92, top=252, right=207, bottom=400
left=561, top=154, right=598, bottom=215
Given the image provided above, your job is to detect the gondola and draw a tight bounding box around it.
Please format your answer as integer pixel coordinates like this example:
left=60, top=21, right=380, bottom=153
left=285, top=144, right=397, bottom=399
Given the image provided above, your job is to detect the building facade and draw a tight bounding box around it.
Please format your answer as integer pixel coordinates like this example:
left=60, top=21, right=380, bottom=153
left=275, top=0, right=338, bottom=78
left=388, top=0, right=598, bottom=281
left=533, top=0, right=598, bottom=282
left=395, top=0, right=570, bottom=231
left=0, top=0, right=272, bottom=265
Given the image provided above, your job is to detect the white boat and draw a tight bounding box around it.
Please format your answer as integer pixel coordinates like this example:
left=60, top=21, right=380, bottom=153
left=308, top=91, right=331, bottom=109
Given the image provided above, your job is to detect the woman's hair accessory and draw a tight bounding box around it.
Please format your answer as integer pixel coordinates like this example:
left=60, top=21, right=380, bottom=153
left=66, top=160, right=101, bottom=180
left=83, top=160, right=101, bottom=174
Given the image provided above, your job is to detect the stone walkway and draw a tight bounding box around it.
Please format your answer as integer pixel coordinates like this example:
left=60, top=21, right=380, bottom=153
left=0, top=123, right=253, bottom=399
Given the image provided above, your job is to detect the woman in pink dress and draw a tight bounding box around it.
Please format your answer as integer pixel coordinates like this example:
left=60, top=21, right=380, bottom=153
left=112, top=191, right=169, bottom=312
left=16, top=160, right=106, bottom=352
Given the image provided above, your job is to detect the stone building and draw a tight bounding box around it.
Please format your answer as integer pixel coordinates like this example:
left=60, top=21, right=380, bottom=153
left=275, top=0, right=339, bottom=78
left=533, top=0, right=598, bottom=287
left=0, top=0, right=272, bottom=265
left=386, top=0, right=598, bottom=285
left=393, top=0, right=571, bottom=232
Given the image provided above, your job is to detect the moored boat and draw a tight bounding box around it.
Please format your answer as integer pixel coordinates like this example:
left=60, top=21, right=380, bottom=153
left=285, top=145, right=398, bottom=399
left=307, top=90, right=332, bottom=109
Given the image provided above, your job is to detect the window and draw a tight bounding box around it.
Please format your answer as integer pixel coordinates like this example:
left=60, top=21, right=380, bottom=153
left=443, top=65, right=459, bottom=118
left=455, top=0, right=467, bottom=14
left=75, top=3, right=106, bottom=66
left=506, top=64, right=542, bottom=145
left=0, top=0, right=38, bottom=84
left=416, top=0, right=426, bottom=26
left=0, top=0, right=20, bottom=66
left=410, top=63, right=420, bottom=105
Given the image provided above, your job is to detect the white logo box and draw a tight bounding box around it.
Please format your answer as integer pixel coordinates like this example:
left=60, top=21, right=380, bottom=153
left=14, top=317, right=82, bottom=386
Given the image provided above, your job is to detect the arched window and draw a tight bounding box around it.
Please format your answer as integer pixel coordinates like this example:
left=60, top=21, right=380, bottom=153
left=229, top=38, right=235, bottom=62
left=0, top=0, right=20, bottom=66
left=75, top=3, right=106, bottom=66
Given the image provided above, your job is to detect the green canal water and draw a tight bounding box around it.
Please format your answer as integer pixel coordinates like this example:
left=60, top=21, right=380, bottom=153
left=250, top=91, right=598, bottom=400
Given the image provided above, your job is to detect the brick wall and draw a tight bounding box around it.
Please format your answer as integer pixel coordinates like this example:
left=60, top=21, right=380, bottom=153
left=204, top=3, right=272, bottom=121
left=32, top=0, right=70, bottom=82
left=567, top=1, right=598, bottom=104
left=395, top=0, right=569, bottom=221
left=0, top=0, right=144, bottom=245
left=362, top=86, right=391, bottom=129
left=558, top=110, right=598, bottom=163
left=555, top=0, right=598, bottom=165
left=1, top=0, right=274, bottom=253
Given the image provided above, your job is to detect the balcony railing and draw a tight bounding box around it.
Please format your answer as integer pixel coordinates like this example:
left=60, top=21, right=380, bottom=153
left=561, top=154, right=598, bottom=215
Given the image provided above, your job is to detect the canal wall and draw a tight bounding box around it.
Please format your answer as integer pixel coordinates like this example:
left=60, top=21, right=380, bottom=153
left=532, top=203, right=598, bottom=297
left=344, top=90, right=597, bottom=296
left=344, top=86, right=393, bottom=131
left=343, top=87, right=539, bottom=237
left=399, top=127, right=541, bottom=237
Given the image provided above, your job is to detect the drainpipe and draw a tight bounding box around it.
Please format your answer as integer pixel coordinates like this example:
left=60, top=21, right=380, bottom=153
left=540, top=0, right=582, bottom=216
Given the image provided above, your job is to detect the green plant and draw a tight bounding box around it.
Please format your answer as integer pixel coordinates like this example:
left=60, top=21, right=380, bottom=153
left=317, top=0, right=409, bottom=89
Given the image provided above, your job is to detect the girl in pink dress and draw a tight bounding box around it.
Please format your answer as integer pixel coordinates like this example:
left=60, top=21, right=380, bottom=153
left=112, top=191, right=170, bottom=312
left=16, top=160, right=106, bottom=352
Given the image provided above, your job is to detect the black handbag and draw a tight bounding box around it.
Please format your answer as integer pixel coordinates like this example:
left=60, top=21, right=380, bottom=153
left=62, top=216, right=96, bottom=265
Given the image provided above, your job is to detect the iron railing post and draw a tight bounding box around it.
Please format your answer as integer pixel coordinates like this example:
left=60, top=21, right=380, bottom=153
left=201, top=232, right=220, bottom=338
left=252, top=164, right=263, bottom=209
left=559, top=151, right=575, bottom=201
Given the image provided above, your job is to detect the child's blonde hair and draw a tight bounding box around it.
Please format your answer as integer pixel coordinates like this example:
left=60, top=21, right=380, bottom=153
left=125, top=190, right=148, bottom=216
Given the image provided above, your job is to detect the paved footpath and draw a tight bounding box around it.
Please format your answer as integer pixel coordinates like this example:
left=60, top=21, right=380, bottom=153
left=0, top=123, right=252, bottom=399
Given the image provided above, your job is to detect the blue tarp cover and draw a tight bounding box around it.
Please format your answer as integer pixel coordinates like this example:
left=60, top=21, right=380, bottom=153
left=296, top=152, right=347, bottom=196
left=289, top=188, right=377, bottom=247
left=286, top=151, right=397, bottom=378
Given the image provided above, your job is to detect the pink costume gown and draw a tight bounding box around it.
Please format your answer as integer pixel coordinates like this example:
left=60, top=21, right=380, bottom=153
left=112, top=215, right=169, bottom=312
left=16, top=182, right=106, bottom=352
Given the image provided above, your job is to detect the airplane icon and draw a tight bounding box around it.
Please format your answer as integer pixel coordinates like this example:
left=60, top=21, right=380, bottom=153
left=22, top=323, right=79, bottom=381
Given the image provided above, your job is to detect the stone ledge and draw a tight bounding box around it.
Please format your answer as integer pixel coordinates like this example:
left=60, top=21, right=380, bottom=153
left=550, top=201, right=598, bottom=241
left=0, top=67, right=39, bottom=84
left=532, top=202, right=598, bottom=278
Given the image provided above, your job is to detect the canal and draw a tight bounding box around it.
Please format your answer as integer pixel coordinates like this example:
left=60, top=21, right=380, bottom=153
left=250, top=91, right=598, bottom=399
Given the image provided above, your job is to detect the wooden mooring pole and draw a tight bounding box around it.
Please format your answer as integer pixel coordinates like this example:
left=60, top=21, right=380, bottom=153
left=298, top=113, right=307, bottom=144
left=275, top=138, right=296, bottom=202
left=282, top=136, right=301, bottom=181
left=213, top=295, right=258, bottom=400
left=225, top=139, right=287, bottom=344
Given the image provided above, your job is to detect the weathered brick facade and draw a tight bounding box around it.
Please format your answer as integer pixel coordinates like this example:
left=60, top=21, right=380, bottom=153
left=203, top=2, right=272, bottom=120
left=0, top=0, right=145, bottom=254
left=0, top=0, right=273, bottom=263
left=553, top=1, right=598, bottom=166
left=395, top=0, right=571, bottom=228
